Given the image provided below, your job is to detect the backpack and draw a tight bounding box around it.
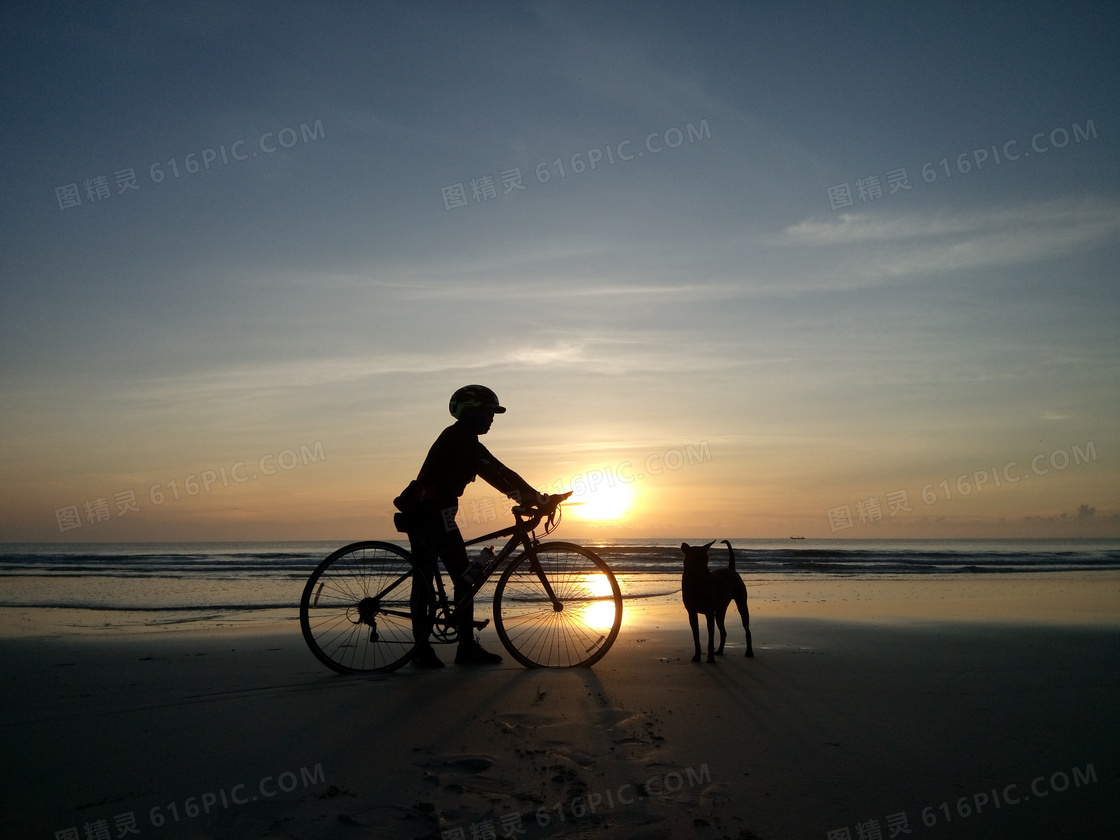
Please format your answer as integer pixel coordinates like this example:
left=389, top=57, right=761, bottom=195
left=392, top=481, right=420, bottom=533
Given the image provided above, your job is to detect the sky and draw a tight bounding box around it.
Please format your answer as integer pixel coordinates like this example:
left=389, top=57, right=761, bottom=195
left=1, top=1, right=1118, bottom=542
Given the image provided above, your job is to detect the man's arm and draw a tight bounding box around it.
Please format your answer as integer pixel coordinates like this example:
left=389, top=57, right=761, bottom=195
left=475, top=445, right=546, bottom=506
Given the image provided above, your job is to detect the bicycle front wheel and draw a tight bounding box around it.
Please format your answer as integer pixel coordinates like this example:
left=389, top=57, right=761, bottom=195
left=300, top=541, right=432, bottom=674
left=493, top=542, right=622, bottom=668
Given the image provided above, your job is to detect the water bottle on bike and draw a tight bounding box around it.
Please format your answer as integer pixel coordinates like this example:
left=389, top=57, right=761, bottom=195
left=461, top=545, right=495, bottom=586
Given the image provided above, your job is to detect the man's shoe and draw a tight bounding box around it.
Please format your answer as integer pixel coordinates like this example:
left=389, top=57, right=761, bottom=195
left=455, top=640, right=503, bottom=665
left=411, top=644, right=444, bottom=669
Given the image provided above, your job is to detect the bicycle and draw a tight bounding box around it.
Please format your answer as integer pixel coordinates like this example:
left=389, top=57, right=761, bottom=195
left=299, top=492, right=623, bottom=673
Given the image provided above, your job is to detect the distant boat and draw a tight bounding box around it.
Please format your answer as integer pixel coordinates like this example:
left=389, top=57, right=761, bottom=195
left=790, top=535, right=805, bottom=540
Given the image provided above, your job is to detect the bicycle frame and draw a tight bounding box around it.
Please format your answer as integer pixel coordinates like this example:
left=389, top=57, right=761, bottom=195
left=429, top=504, right=563, bottom=619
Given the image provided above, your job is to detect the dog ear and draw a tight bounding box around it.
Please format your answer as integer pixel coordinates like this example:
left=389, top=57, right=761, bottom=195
left=703, top=540, right=715, bottom=549
left=681, top=542, right=690, bottom=551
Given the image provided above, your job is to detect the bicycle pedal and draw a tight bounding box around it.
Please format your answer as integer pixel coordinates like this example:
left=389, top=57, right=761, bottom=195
left=471, top=618, right=490, bottom=630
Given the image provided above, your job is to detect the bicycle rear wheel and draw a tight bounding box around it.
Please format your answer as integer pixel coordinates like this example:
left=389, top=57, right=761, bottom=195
left=493, top=542, right=622, bottom=668
left=300, top=541, right=433, bottom=674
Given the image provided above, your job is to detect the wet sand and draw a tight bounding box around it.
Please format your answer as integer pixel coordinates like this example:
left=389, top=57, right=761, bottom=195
left=2, top=575, right=1118, bottom=839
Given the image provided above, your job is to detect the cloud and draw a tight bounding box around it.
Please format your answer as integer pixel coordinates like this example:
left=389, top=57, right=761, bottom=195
left=505, top=341, right=587, bottom=366
left=783, top=200, right=1120, bottom=246
left=97, top=331, right=775, bottom=408
left=371, top=281, right=707, bottom=302
left=776, top=198, right=1120, bottom=283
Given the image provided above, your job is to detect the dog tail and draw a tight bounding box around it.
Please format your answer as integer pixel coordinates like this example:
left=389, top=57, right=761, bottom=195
left=721, top=539, right=736, bottom=571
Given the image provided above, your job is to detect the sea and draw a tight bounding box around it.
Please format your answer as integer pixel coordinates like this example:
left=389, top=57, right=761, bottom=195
left=1, top=538, right=1119, bottom=630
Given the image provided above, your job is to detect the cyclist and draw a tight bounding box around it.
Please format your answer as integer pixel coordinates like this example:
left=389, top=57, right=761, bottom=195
left=394, top=385, right=551, bottom=667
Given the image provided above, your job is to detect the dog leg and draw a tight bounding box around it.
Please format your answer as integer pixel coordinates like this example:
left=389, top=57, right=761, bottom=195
left=736, top=590, right=754, bottom=657
left=715, top=604, right=729, bottom=655
left=688, top=610, right=703, bottom=662
left=705, top=613, right=717, bottom=663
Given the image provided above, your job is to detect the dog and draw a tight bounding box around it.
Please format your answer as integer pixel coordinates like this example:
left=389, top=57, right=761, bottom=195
left=681, top=540, right=753, bottom=662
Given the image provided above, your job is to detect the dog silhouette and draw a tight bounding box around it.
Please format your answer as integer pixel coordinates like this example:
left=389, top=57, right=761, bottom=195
left=681, top=540, right=753, bottom=662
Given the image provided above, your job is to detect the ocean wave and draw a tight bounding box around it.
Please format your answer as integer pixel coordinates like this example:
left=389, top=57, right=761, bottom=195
left=2, top=541, right=1118, bottom=581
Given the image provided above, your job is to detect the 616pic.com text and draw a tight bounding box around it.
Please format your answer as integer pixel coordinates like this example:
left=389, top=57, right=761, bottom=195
left=54, top=441, right=326, bottom=533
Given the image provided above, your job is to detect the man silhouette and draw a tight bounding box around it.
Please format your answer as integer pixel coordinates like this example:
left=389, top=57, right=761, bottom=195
left=394, top=385, right=550, bottom=667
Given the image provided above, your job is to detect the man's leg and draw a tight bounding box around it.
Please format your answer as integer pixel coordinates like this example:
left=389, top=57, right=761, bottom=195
left=407, top=526, right=444, bottom=668
left=435, top=517, right=502, bottom=665
left=439, top=545, right=473, bottom=642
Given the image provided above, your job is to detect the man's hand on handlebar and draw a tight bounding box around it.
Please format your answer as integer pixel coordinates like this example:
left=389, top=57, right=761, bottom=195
left=513, top=491, right=572, bottom=516
left=539, top=491, right=573, bottom=510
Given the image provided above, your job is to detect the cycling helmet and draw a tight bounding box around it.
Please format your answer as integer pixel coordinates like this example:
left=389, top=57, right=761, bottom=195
left=449, top=385, right=506, bottom=419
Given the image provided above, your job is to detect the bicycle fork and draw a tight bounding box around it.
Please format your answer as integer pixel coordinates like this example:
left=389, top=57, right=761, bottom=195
left=529, top=552, right=607, bottom=655
left=528, top=555, right=563, bottom=612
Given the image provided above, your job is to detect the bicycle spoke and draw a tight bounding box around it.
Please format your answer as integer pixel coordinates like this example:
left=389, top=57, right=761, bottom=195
left=300, top=542, right=432, bottom=673
left=494, top=542, right=622, bottom=668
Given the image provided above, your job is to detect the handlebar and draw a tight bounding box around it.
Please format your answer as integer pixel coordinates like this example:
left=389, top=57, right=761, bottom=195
left=511, top=491, right=573, bottom=531
left=459, top=491, right=573, bottom=549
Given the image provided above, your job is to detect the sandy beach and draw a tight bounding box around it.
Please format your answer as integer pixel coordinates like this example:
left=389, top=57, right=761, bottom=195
left=3, top=575, right=1118, bottom=839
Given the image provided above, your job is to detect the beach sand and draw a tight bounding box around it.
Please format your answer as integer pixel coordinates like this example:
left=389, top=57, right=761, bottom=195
left=2, top=575, right=1118, bottom=839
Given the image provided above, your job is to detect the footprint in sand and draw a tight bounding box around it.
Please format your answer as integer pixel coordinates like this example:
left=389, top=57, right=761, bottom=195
left=425, top=754, right=498, bottom=773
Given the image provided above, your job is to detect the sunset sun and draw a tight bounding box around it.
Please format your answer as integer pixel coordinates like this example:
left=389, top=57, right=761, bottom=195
left=567, top=482, right=636, bottom=522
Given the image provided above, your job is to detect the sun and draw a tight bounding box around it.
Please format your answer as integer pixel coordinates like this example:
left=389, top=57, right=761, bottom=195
left=567, top=482, right=636, bottom=522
